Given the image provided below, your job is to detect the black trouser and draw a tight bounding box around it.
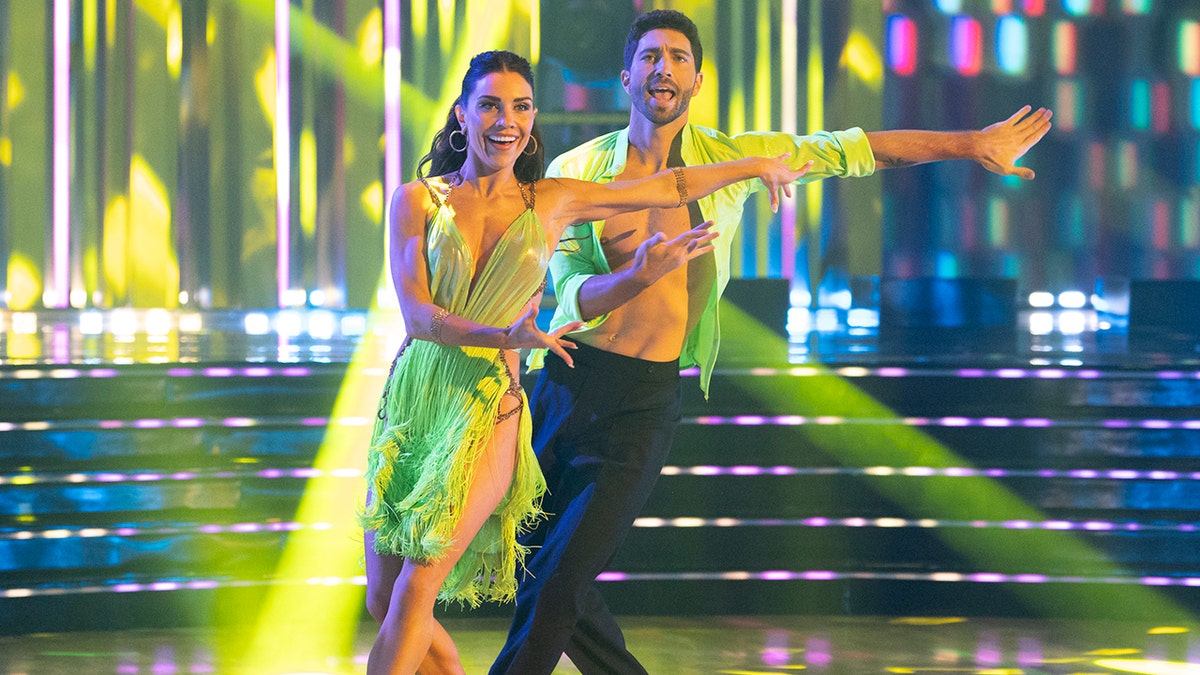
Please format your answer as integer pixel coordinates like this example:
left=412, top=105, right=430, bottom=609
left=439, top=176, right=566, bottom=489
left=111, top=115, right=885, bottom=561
left=490, top=341, right=683, bottom=675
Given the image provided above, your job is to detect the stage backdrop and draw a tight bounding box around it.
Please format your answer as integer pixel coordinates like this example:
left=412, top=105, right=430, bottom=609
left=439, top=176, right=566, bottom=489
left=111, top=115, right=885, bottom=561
left=0, top=0, right=1197, bottom=313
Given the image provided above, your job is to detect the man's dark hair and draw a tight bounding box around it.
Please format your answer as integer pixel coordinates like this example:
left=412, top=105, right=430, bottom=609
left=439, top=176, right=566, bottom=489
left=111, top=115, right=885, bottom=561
left=623, top=9, right=703, bottom=72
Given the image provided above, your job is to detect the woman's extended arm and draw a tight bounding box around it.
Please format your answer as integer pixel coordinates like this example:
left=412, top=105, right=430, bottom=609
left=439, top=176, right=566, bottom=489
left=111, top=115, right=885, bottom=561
left=546, top=155, right=812, bottom=228
left=388, top=183, right=582, bottom=363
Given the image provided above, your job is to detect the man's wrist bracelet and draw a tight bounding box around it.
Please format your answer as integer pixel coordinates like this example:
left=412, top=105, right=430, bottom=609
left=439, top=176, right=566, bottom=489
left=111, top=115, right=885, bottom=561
left=671, top=166, right=688, bottom=208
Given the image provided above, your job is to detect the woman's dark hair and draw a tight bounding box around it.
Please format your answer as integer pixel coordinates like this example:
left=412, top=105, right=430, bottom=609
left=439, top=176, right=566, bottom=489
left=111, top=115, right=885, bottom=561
left=416, top=50, right=545, bottom=183
left=623, top=9, right=704, bottom=72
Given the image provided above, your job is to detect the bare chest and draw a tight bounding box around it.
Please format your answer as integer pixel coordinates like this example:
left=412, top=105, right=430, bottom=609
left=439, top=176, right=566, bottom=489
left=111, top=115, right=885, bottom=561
left=599, top=206, right=693, bottom=271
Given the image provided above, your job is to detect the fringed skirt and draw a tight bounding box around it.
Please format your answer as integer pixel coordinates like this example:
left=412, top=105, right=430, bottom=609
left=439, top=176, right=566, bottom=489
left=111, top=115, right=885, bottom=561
left=358, top=339, right=546, bottom=606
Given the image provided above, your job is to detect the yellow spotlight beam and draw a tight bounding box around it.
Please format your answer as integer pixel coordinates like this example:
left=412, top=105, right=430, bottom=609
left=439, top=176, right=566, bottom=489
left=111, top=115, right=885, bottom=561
left=232, top=312, right=392, bottom=672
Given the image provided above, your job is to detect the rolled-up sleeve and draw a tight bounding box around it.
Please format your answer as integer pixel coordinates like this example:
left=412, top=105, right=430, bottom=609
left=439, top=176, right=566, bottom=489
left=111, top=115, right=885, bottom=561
left=732, top=127, right=876, bottom=189
left=547, top=223, right=610, bottom=331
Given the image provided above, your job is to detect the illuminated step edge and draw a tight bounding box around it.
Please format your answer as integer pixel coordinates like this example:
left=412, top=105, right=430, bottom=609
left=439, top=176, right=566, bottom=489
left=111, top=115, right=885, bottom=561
left=687, top=366, right=1200, bottom=380
left=0, top=520, right=324, bottom=540
left=7, top=569, right=1200, bottom=599
left=593, top=571, right=1200, bottom=586
left=3, top=414, right=1199, bottom=434
left=0, top=466, right=364, bottom=486
left=629, top=516, right=1200, bottom=532
left=2, top=464, right=1197, bottom=487
left=0, top=365, right=342, bottom=380
left=1, top=575, right=369, bottom=599
left=687, top=415, right=1200, bottom=429
left=659, top=466, right=1200, bottom=480
left=0, top=416, right=368, bottom=432
left=5, top=515, right=1200, bottom=542
left=2, top=364, right=1198, bottom=381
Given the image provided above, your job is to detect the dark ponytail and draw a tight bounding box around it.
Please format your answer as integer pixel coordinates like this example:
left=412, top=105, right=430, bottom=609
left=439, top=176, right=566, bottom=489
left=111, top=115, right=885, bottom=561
left=416, top=50, right=545, bottom=183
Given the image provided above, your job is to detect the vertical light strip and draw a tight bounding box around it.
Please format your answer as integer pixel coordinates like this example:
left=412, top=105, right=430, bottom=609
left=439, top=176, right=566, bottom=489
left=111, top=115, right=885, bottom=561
left=384, top=0, right=401, bottom=208
left=438, top=0, right=454, bottom=55
left=1192, top=78, right=1200, bottom=130
left=51, top=0, right=71, bottom=308
left=755, top=6, right=771, bottom=276
left=1055, top=80, right=1079, bottom=132
left=780, top=0, right=797, bottom=279
left=274, top=0, right=291, bottom=307
left=1130, top=78, right=1150, bottom=130
left=805, top=1, right=823, bottom=242
left=996, top=15, right=1028, bottom=75
left=1053, top=21, right=1077, bottom=75
left=951, top=16, right=983, bottom=76
left=1181, top=21, right=1200, bottom=76
left=529, top=0, right=539, bottom=64
left=1152, top=81, right=1170, bottom=134
left=887, top=15, right=917, bottom=76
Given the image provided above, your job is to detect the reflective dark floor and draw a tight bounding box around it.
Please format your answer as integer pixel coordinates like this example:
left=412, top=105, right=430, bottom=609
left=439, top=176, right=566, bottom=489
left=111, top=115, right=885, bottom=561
left=4, top=615, right=1200, bottom=674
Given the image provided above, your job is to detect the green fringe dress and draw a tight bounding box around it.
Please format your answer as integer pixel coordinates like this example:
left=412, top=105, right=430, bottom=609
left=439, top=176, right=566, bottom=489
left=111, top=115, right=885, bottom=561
left=360, top=176, right=549, bottom=606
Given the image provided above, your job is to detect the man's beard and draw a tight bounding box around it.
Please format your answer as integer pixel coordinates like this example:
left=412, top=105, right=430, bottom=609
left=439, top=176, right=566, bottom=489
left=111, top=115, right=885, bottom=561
left=632, top=82, right=693, bottom=126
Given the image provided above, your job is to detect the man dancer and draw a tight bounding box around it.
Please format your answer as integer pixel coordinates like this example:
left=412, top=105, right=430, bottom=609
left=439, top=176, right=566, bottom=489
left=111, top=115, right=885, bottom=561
left=491, top=9, right=1052, bottom=674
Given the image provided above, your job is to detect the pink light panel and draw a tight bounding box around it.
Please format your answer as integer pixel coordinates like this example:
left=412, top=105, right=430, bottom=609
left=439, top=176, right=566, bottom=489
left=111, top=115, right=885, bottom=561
left=887, top=15, right=917, bottom=76
left=1152, top=81, right=1170, bottom=133
left=951, top=16, right=983, bottom=76
left=1053, top=22, right=1076, bottom=75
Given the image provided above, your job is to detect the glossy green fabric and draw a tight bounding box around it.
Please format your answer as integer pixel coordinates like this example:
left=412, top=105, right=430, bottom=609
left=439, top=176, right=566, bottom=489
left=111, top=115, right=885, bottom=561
left=528, top=124, right=876, bottom=395
left=361, top=177, right=549, bottom=606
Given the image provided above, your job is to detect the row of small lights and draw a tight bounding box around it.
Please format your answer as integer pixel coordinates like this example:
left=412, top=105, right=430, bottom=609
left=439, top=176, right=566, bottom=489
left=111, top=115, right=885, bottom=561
left=0, top=292, right=1115, bottom=336
left=793, top=289, right=1118, bottom=332
left=0, top=366, right=334, bottom=380
left=0, top=411, right=1197, bottom=438
left=0, top=309, right=375, bottom=339
left=0, top=465, right=362, bottom=486
left=4, top=462, right=1199, bottom=488
left=9, top=568, right=1200, bottom=600
left=7, top=513, right=1200, bottom=543
left=1, top=575, right=369, bottom=599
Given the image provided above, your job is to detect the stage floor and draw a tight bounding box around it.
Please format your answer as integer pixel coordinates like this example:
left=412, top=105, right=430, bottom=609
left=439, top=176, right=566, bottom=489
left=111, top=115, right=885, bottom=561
left=2, top=614, right=1199, bottom=674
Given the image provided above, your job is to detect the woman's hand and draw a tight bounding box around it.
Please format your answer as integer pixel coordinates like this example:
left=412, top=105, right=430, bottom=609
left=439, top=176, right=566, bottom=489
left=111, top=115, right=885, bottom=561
left=503, top=299, right=584, bottom=367
left=755, top=154, right=814, bottom=213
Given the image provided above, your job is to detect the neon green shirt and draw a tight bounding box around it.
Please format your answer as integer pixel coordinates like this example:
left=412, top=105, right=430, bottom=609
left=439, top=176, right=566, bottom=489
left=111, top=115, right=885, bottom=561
left=528, top=123, right=876, bottom=395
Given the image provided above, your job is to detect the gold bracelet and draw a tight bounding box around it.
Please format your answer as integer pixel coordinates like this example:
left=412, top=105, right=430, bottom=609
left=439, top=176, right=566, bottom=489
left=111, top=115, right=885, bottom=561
left=671, top=166, right=688, bottom=208
left=430, top=308, right=450, bottom=345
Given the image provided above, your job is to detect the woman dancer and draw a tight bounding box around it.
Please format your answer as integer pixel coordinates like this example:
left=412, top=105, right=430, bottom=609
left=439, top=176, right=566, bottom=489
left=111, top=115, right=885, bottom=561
left=361, top=49, right=809, bottom=675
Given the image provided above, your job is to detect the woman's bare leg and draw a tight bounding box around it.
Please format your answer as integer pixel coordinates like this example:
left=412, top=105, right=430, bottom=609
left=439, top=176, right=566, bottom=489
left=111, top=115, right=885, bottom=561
left=365, top=532, right=460, bottom=673
left=365, top=407, right=521, bottom=675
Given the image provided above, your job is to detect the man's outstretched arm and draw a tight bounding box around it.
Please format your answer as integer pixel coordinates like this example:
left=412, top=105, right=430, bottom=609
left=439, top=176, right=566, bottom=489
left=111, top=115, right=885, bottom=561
left=865, top=105, right=1052, bottom=180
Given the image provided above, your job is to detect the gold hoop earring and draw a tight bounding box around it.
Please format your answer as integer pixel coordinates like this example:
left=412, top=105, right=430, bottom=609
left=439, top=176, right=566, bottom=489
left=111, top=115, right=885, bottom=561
left=522, top=135, right=539, bottom=156
left=449, top=129, right=467, bottom=153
